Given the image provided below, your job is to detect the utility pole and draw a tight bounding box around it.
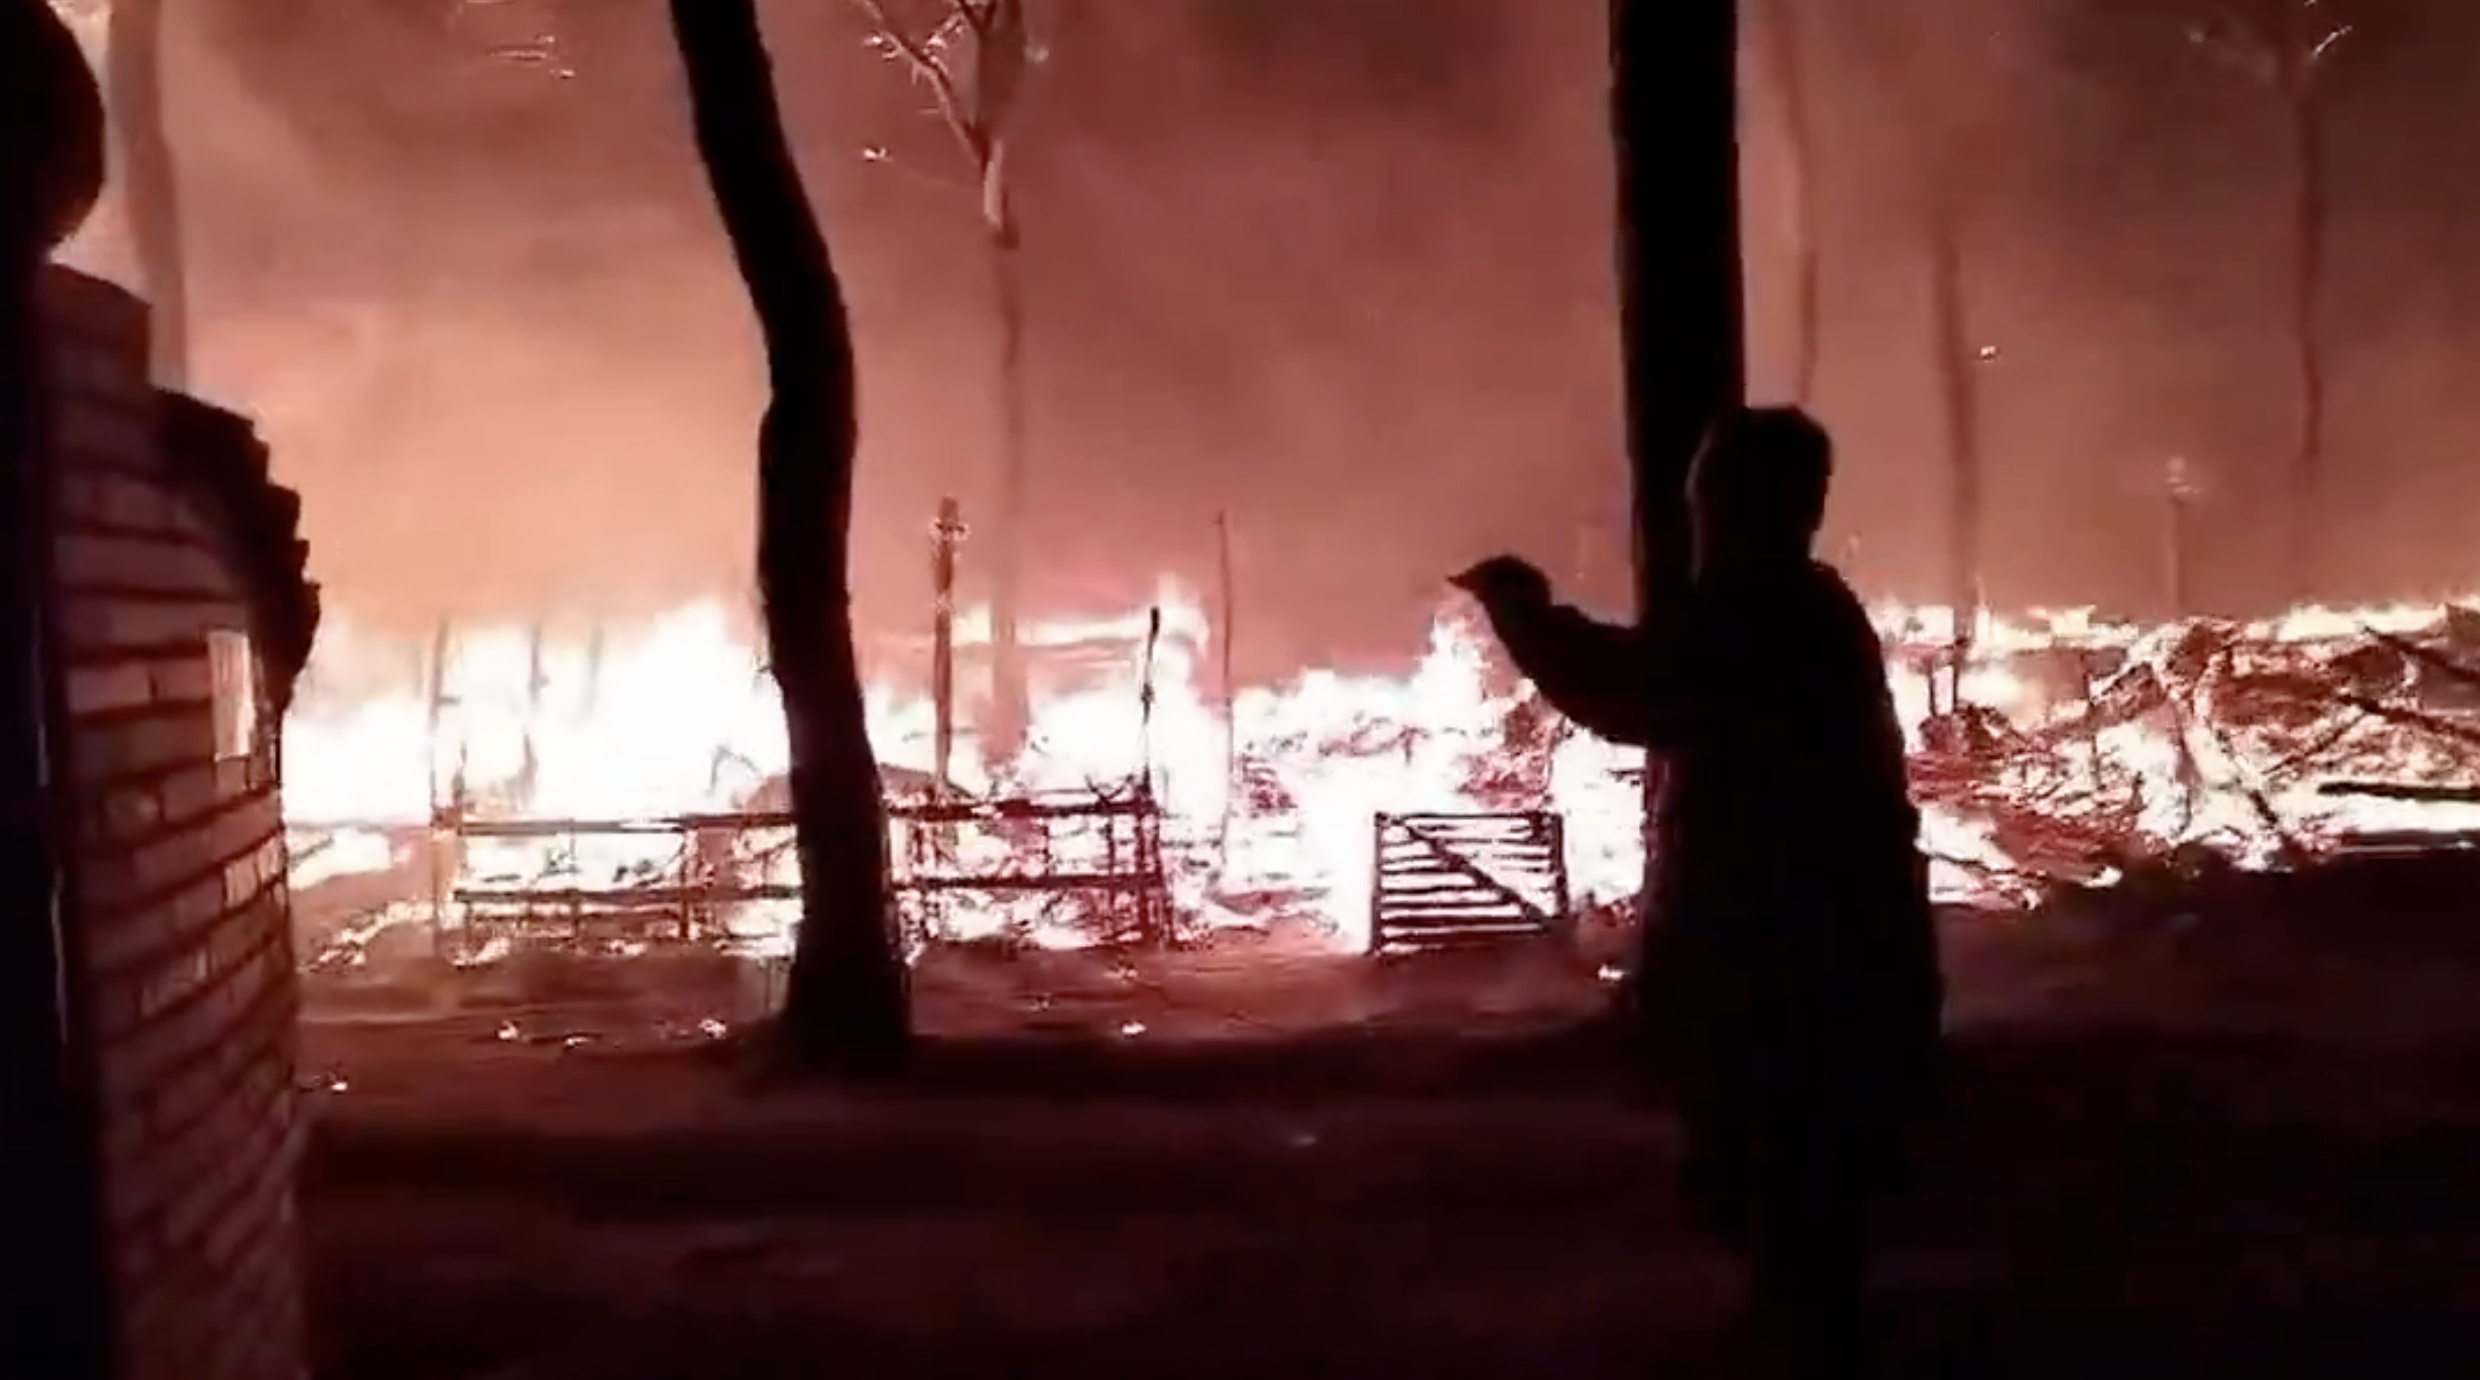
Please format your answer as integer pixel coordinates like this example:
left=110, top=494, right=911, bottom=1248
left=929, top=497, right=966, bottom=796
left=2164, top=455, right=2202, bottom=618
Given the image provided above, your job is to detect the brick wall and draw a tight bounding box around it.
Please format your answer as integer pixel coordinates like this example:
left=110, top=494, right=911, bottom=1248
left=37, top=269, right=308, bottom=1380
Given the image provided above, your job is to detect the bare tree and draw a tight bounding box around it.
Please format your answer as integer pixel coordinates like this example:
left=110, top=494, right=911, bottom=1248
left=1751, top=0, right=1822, bottom=405
left=667, top=0, right=910, bottom=1072
left=1925, top=189, right=1985, bottom=703
left=105, top=0, right=187, bottom=387
left=1831, top=3, right=2001, bottom=707
left=849, top=0, right=1039, bottom=767
left=2189, top=0, right=2354, bottom=601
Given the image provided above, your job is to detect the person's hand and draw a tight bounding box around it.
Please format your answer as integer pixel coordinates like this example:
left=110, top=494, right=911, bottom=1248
left=1450, top=554, right=1552, bottom=610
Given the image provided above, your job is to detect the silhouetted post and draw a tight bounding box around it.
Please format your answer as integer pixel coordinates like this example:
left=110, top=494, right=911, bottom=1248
left=930, top=498, right=966, bottom=795
left=1612, top=0, right=1744, bottom=927
left=580, top=622, right=607, bottom=715
left=515, top=623, right=547, bottom=804
left=0, top=5, right=112, bottom=1374
left=423, top=621, right=452, bottom=811
left=422, top=622, right=454, bottom=954
left=2164, top=455, right=2200, bottom=618
left=1214, top=511, right=1238, bottom=875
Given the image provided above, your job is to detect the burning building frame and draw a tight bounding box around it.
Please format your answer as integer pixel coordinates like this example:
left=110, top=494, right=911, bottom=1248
left=285, top=498, right=1650, bottom=969
left=284, top=480, right=2480, bottom=978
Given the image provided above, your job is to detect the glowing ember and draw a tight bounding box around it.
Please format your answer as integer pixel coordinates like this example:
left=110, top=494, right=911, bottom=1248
left=284, top=587, right=2480, bottom=961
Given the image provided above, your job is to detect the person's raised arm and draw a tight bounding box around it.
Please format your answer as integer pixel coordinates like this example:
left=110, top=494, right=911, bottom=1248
left=1453, top=556, right=1695, bottom=750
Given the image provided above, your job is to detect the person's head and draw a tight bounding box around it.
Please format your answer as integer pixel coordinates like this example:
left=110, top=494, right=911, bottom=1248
left=1687, top=406, right=1833, bottom=572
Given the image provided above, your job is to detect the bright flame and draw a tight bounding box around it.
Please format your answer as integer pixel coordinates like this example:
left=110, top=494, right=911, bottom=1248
left=284, top=587, right=2480, bottom=961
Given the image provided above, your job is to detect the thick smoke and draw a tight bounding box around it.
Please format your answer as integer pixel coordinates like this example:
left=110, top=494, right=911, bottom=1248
left=60, top=0, right=2480, bottom=678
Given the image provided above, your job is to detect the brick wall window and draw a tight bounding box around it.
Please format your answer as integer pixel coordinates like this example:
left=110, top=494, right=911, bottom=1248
left=207, top=630, right=258, bottom=762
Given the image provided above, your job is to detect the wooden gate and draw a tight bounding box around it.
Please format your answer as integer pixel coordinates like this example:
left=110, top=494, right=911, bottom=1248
left=1368, top=811, right=1572, bottom=954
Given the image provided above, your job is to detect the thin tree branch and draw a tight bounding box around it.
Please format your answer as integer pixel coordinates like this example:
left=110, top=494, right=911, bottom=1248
left=860, top=143, right=979, bottom=197
left=970, top=0, right=1030, bottom=131
left=2189, top=2, right=2355, bottom=88
left=2308, top=22, right=2354, bottom=66
left=848, top=0, right=990, bottom=166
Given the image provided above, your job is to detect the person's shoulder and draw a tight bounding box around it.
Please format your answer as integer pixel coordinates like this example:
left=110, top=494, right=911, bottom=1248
left=1798, top=561, right=1889, bottom=647
left=1796, top=560, right=1870, bottom=613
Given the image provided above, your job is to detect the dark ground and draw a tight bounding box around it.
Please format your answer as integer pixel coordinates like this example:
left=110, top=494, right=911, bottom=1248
left=299, top=891, right=2480, bottom=1379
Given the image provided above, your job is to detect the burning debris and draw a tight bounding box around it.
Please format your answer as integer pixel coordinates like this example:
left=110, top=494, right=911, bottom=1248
left=1898, top=599, right=2480, bottom=894
left=283, top=587, right=2480, bottom=971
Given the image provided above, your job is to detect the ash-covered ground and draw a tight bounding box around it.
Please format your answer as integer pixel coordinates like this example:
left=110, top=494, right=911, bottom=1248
left=301, top=878, right=2480, bottom=1379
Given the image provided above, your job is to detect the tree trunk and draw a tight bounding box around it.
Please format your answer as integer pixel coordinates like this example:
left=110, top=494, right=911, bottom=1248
left=2283, top=75, right=2328, bottom=603
left=1615, top=0, right=1744, bottom=619
left=1612, top=0, right=1743, bottom=1003
left=1927, top=194, right=1981, bottom=706
left=667, top=0, right=909, bottom=1071
left=984, top=173, right=1033, bottom=768
left=1753, top=0, right=1820, bottom=405
left=106, top=0, right=187, bottom=389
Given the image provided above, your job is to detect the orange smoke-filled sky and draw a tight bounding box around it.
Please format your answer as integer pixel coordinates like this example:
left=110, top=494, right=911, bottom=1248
left=69, top=0, right=2480, bottom=677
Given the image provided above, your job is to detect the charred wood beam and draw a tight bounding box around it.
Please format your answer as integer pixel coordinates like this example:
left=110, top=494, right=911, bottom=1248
left=2317, top=781, right=2480, bottom=804
left=435, top=791, right=1169, bottom=841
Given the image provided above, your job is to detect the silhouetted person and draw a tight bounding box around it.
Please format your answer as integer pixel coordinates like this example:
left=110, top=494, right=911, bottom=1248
left=1455, top=407, right=1944, bottom=1378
